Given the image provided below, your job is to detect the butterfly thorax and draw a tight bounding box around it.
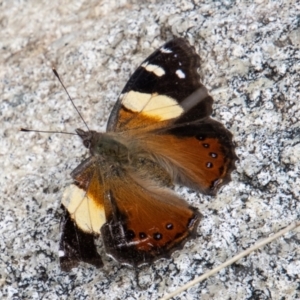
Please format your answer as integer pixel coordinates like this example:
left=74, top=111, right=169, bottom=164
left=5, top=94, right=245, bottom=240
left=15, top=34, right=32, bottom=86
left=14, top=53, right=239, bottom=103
left=76, top=128, right=129, bottom=165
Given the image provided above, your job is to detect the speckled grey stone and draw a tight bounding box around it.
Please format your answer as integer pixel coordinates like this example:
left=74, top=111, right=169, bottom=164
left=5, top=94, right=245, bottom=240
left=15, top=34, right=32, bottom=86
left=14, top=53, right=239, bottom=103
left=0, top=1, right=299, bottom=299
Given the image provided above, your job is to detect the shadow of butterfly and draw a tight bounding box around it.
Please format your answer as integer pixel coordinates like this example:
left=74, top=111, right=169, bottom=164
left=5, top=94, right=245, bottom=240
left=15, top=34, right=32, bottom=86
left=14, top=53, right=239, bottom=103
left=59, top=38, right=237, bottom=271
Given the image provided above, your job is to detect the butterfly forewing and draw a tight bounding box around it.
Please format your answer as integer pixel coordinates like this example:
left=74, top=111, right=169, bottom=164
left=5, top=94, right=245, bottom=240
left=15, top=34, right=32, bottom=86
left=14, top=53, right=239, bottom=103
left=59, top=206, right=103, bottom=271
left=107, top=38, right=208, bottom=132
left=59, top=157, right=106, bottom=270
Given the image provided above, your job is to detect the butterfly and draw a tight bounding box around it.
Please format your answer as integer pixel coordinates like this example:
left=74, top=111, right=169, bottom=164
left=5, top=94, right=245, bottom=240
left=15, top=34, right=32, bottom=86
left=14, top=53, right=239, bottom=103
left=59, top=38, right=237, bottom=271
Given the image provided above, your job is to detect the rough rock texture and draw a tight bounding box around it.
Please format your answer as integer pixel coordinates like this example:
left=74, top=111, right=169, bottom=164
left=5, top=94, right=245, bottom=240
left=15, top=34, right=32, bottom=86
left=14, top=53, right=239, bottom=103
left=0, top=1, right=299, bottom=299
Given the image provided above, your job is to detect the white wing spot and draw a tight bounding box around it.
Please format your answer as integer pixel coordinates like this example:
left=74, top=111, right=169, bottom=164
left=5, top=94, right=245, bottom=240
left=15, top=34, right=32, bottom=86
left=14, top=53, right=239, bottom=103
left=160, top=47, right=172, bottom=53
left=176, top=69, right=186, bottom=79
left=142, top=62, right=165, bottom=77
left=58, top=250, right=65, bottom=257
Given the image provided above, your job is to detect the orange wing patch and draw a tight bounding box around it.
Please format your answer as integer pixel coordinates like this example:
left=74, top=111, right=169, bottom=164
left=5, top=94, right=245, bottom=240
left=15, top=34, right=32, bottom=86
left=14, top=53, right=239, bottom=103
left=142, top=131, right=236, bottom=195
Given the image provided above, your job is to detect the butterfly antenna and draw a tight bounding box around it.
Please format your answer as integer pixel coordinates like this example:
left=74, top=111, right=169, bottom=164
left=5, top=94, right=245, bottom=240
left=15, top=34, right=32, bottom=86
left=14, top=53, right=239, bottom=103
left=52, top=68, right=90, bottom=132
left=20, top=128, right=77, bottom=135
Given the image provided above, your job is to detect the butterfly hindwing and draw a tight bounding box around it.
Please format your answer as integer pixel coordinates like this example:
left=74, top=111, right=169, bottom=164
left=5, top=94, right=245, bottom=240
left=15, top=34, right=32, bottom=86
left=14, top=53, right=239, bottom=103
left=100, top=172, right=201, bottom=267
left=136, top=118, right=237, bottom=195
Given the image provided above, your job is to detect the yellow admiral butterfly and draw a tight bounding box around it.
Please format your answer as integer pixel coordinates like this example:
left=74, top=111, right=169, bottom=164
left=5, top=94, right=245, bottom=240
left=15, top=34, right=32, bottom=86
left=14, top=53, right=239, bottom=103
left=59, top=38, right=237, bottom=271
